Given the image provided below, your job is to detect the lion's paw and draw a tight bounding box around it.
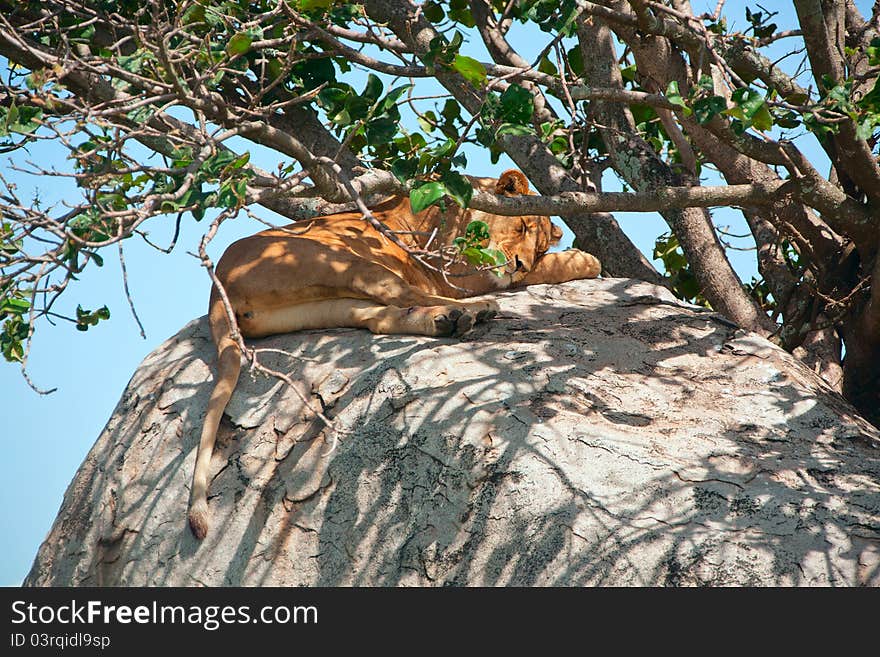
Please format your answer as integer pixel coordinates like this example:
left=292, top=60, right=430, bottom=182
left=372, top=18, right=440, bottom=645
left=434, top=308, right=475, bottom=336
left=475, top=307, right=498, bottom=323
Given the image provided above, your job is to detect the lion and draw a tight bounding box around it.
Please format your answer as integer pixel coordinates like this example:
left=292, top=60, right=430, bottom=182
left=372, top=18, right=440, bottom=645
left=188, top=169, right=601, bottom=539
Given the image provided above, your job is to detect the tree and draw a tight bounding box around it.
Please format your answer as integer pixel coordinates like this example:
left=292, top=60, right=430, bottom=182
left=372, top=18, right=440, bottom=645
left=0, top=0, right=878, bottom=426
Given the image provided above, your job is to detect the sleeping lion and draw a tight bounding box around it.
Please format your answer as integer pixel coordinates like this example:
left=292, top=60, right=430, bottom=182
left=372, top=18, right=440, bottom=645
left=188, top=169, right=601, bottom=539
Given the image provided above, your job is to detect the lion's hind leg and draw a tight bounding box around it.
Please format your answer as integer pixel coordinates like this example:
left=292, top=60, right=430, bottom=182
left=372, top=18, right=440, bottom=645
left=241, top=298, right=495, bottom=338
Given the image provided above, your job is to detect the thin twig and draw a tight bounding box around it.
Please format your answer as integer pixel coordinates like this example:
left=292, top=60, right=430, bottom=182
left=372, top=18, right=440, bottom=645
left=118, top=240, right=146, bottom=339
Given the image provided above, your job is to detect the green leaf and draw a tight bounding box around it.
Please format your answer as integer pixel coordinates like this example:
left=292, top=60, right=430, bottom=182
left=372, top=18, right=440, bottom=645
left=665, top=81, right=692, bottom=116
left=226, top=33, right=253, bottom=57
left=181, top=3, right=206, bottom=25
left=234, top=179, right=248, bottom=201
left=449, top=31, right=464, bottom=53
left=751, top=104, right=773, bottom=131
left=693, top=96, right=726, bottom=125
left=856, top=118, right=876, bottom=141
left=482, top=248, right=507, bottom=267
left=318, top=85, right=351, bottom=109
left=291, top=56, right=336, bottom=91
left=202, top=150, right=237, bottom=177
left=566, top=46, right=583, bottom=77
left=653, top=233, right=677, bottom=260
left=697, top=75, right=715, bottom=93
left=410, top=182, right=446, bottom=213
left=859, top=78, right=880, bottom=114
left=772, top=109, right=801, bottom=129
left=391, top=158, right=418, bottom=183
left=228, top=152, right=250, bottom=170
left=331, top=108, right=352, bottom=126
left=724, top=106, right=745, bottom=121
left=6, top=101, right=18, bottom=127
left=0, top=314, right=28, bottom=362
left=465, top=220, right=490, bottom=242
left=296, top=0, right=334, bottom=10
left=71, top=24, right=95, bottom=43
left=675, top=269, right=701, bottom=300
left=728, top=87, right=774, bottom=131
left=441, top=99, right=461, bottom=123
left=417, top=111, right=437, bottom=133
left=9, top=105, right=42, bottom=134
left=460, top=244, right=506, bottom=274
left=363, top=74, right=384, bottom=104
left=75, top=304, right=110, bottom=331
left=203, top=5, right=223, bottom=27
left=396, top=132, right=427, bottom=152
left=425, top=36, right=449, bottom=70
left=343, top=95, right=371, bottom=122
left=548, top=135, right=568, bottom=154
left=499, top=84, right=534, bottom=124
left=431, top=137, right=457, bottom=159
left=441, top=170, right=473, bottom=208
left=423, top=1, right=445, bottom=22
left=452, top=54, right=487, bottom=86
left=217, top=182, right=240, bottom=209
left=460, top=246, right=483, bottom=262
left=382, top=84, right=412, bottom=110
left=365, top=117, right=398, bottom=145
left=731, top=87, right=766, bottom=121
left=0, top=297, right=30, bottom=315
left=539, top=56, right=558, bottom=76
left=447, top=0, right=475, bottom=27
left=496, top=122, right=534, bottom=137
left=868, top=37, right=880, bottom=66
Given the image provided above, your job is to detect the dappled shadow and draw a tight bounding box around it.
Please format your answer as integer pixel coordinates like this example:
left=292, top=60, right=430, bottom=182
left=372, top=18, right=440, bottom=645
left=23, top=279, right=880, bottom=586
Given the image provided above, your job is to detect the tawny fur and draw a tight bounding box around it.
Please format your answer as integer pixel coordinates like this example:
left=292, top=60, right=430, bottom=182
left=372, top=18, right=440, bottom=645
left=188, top=170, right=601, bottom=539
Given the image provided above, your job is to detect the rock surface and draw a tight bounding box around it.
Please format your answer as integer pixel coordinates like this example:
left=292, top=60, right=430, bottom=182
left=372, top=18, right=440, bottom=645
left=25, top=279, right=880, bottom=586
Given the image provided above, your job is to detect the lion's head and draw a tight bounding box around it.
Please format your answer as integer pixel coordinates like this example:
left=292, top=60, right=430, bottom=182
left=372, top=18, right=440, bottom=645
left=467, top=169, right=563, bottom=285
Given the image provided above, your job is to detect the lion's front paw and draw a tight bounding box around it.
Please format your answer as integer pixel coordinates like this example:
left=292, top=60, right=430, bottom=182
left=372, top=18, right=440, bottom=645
left=474, top=299, right=500, bottom=324
left=434, top=308, right=476, bottom=336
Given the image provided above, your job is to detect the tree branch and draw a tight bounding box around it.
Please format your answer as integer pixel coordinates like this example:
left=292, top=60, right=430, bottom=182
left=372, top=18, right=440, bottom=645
left=793, top=0, right=880, bottom=203
left=360, top=0, right=664, bottom=284
left=576, top=14, right=774, bottom=334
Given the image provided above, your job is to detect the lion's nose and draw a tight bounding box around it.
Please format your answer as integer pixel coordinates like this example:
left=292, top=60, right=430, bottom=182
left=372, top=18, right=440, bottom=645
left=515, top=255, right=526, bottom=271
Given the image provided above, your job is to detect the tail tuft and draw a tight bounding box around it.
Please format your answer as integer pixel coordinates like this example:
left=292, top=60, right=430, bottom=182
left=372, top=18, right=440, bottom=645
left=188, top=502, right=209, bottom=540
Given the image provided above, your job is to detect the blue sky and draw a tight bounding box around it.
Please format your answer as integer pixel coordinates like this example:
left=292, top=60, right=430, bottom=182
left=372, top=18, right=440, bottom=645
left=0, top=1, right=860, bottom=584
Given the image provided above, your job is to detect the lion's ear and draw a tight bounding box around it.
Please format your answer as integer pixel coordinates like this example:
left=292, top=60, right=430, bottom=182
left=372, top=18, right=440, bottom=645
left=495, top=169, right=530, bottom=196
left=551, top=223, right=563, bottom=243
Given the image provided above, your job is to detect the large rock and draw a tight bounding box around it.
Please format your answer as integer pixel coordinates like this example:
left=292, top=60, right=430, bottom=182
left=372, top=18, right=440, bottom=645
left=25, top=279, right=880, bottom=586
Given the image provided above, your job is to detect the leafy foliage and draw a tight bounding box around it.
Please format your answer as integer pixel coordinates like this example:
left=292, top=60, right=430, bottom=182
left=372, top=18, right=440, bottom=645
left=653, top=232, right=709, bottom=307
left=453, top=220, right=507, bottom=274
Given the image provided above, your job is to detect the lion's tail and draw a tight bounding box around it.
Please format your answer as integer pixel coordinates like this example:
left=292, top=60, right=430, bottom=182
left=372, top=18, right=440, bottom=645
left=188, top=289, right=242, bottom=540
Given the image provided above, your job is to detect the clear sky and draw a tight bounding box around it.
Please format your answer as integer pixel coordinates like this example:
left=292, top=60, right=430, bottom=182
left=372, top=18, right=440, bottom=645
left=0, top=1, right=855, bottom=585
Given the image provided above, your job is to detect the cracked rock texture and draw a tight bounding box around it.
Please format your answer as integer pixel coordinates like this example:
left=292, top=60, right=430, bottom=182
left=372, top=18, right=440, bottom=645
left=25, top=279, right=880, bottom=586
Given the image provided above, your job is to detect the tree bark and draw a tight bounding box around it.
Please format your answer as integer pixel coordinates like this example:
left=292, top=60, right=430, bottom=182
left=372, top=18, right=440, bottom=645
left=577, top=16, right=774, bottom=334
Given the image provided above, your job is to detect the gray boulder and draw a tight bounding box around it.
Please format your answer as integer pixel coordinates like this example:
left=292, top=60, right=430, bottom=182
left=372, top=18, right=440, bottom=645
left=25, top=279, right=880, bottom=586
